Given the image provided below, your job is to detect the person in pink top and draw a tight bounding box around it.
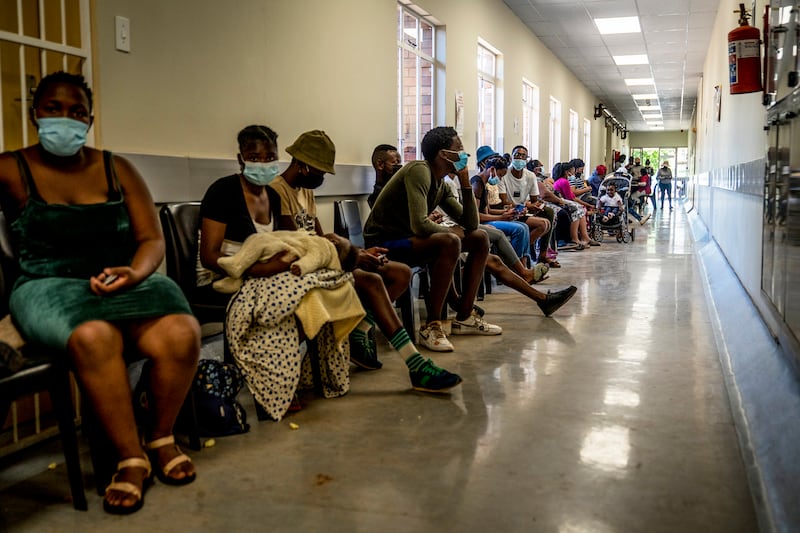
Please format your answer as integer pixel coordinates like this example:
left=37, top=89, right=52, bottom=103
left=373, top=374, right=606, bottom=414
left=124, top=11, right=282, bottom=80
left=552, top=161, right=597, bottom=249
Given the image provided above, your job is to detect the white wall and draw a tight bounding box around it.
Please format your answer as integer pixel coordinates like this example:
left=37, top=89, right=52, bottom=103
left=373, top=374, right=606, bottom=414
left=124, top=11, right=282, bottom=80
left=691, top=0, right=769, bottom=310
left=694, top=1, right=767, bottom=174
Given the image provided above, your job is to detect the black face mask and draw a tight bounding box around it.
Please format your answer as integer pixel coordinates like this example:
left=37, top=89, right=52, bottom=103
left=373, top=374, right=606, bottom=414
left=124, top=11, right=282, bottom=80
left=388, top=163, right=403, bottom=177
left=299, top=171, right=325, bottom=189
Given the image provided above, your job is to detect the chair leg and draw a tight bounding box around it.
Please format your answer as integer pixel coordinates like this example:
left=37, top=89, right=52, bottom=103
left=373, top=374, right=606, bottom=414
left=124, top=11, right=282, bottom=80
left=50, top=372, right=88, bottom=511
left=397, top=287, right=416, bottom=335
left=82, top=405, right=115, bottom=496
left=177, top=390, right=202, bottom=451
left=307, top=338, right=323, bottom=396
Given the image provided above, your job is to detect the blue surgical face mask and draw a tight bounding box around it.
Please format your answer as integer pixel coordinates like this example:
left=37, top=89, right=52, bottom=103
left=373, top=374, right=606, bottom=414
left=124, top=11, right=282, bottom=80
left=449, top=150, right=469, bottom=172
left=511, top=159, right=527, bottom=171
left=37, top=117, right=89, bottom=157
left=242, top=161, right=280, bottom=186
left=488, top=176, right=500, bottom=186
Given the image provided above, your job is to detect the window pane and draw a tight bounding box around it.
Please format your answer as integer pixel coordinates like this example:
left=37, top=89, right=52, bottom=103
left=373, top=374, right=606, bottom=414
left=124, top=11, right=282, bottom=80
left=65, top=0, right=82, bottom=48
left=478, top=78, right=495, bottom=147
left=21, top=0, right=40, bottom=38
left=478, top=46, right=494, bottom=76
left=43, top=0, right=63, bottom=43
left=403, top=12, right=418, bottom=50
left=401, top=49, right=418, bottom=161
left=522, top=105, right=530, bottom=148
left=0, top=3, right=18, bottom=33
left=420, top=58, right=433, bottom=135
left=420, top=20, right=433, bottom=57
left=45, top=50, right=65, bottom=76
left=24, top=45, right=42, bottom=145
left=66, top=54, right=84, bottom=76
left=1, top=40, right=24, bottom=151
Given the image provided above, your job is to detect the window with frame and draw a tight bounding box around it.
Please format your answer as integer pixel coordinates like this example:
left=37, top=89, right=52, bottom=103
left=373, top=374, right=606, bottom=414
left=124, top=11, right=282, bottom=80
left=397, top=4, right=435, bottom=162
left=477, top=42, right=498, bottom=149
left=0, top=0, right=91, bottom=152
left=548, top=96, right=561, bottom=170
left=568, top=109, right=579, bottom=159
left=522, top=79, right=539, bottom=155
left=583, top=118, right=591, bottom=169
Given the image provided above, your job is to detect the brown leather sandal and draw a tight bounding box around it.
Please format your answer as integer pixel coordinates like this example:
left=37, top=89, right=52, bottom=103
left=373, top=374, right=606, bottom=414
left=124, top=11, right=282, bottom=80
left=145, top=435, right=196, bottom=486
left=103, top=456, right=151, bottom=515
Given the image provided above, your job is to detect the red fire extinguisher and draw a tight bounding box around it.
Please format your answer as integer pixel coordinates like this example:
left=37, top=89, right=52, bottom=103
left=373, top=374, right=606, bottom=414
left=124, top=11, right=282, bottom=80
left=728, top=3, right=763, bottom=94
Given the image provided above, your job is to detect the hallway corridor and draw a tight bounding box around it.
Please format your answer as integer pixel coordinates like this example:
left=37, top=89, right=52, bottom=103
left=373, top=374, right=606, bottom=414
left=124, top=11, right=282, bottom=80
left=0, top=204, right=758, bottom=532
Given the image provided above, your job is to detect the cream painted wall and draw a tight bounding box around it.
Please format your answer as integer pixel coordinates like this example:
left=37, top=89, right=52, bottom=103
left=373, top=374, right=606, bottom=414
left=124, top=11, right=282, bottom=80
left=93, top=0, right=397, bottom=163
left=628, top=131, right=689, bottom=147
left=92, top=0, right=609, bottom=169
left=416, top=0, right=607, bottom=168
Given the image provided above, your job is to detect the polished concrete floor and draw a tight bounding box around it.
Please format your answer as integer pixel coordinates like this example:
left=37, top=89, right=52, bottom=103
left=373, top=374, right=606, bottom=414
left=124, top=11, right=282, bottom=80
left=0, top=204, right=758, bottom=532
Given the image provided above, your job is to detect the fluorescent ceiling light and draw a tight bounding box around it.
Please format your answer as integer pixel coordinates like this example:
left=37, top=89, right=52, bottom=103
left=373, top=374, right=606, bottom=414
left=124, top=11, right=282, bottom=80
left=625, top=78, right=654, bottom=86
left=646, top=121, right=664, bottom=126
left=650, top=126, right=665, bottom=130
left=641, top=114, right=662, bottom=119
left=632, top=93, right=658, bottom=100
left=638, top=105, right=661, bottom=111
left=613, top=54, right=649, bottom=65
left=594, top=17, right=641, bottom=35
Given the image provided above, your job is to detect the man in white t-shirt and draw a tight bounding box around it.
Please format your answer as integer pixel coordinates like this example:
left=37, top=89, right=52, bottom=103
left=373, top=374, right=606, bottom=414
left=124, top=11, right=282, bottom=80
left=497, top=145, right=556, bottom=265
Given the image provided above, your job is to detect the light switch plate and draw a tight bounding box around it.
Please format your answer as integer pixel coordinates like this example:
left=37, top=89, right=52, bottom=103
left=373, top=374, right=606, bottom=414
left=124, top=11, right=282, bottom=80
left=115, top=16, right=130, bottom=52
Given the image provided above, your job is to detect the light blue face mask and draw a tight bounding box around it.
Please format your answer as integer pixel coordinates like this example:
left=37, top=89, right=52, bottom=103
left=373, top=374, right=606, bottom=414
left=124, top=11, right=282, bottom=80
left=488, top=176, right=500, bottom=186
left=445, top=150, right=469, bottom=172
left=242, top=161, right=280, bottom=186
left=511, top=159, right=527, bottom=171
left=37, top=117, right=89, bottom=157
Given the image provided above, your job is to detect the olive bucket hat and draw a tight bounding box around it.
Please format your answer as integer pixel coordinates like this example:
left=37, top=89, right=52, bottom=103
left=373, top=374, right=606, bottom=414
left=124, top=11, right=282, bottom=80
left=286, top=130, right=336, bottom=174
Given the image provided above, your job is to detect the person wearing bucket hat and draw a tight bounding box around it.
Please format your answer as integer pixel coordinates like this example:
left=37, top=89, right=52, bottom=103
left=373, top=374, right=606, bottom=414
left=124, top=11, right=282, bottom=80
left=475, top=145, right=499, bottom=166
left=271, top=131, right=462, bottom=392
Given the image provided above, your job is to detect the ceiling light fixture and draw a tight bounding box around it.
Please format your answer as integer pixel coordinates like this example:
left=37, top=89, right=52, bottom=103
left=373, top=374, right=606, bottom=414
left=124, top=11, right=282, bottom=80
left=632, top=93, right=658, bottom=100
left=625, top=78, right=655, bottom=86
left=613, top=54, right=649, bottom=65
left=638, top=105, right=661, bottom=111
left=594, top=17, right=641, bottom=35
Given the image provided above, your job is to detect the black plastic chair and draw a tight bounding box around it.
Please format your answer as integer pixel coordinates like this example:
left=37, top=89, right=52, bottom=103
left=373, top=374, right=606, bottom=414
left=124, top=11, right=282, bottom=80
left=0, top=212, right=88, bottom=511
left=159, top=202, right=233, bottom=444
left=159, top=203, right=228, bottom=326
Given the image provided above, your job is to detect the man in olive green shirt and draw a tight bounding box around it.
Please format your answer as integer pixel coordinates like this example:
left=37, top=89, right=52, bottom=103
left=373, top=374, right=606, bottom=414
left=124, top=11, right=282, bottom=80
left=364, top=127, right=502, bottom=352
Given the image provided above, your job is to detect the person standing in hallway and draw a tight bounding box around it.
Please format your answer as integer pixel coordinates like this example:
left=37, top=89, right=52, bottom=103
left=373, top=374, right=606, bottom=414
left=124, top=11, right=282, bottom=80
left=644, top=159, right=657, bottom=212
left=656, top=160, right=673, bottom=210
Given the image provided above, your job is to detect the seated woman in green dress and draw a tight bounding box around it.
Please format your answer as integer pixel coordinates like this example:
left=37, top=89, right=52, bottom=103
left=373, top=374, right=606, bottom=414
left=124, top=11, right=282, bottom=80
left=0, top=71, right=201, bottom=515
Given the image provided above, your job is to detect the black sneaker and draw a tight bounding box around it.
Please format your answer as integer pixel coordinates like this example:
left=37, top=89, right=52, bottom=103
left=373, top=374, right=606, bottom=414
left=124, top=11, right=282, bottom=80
left=349, top=329, right=382, bottom=370
left=410, top=359, right=462, bottom=393
left=537, top=286, right=578, bottom=317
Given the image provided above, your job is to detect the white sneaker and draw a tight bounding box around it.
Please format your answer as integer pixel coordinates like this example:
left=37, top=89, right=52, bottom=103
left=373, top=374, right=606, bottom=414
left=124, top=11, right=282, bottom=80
left=451, top=311, right=503, bottom=335
left=419, top=321, right=454, bottom=352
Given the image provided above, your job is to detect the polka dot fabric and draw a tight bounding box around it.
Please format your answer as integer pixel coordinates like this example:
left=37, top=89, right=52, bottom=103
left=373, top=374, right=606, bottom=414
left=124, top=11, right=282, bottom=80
left=227, top=270, right=354, bottom=421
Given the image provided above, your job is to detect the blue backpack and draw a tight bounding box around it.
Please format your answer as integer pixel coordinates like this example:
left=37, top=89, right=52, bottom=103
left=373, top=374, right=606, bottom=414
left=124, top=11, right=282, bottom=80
left=191, top=360, right=250, bottom=437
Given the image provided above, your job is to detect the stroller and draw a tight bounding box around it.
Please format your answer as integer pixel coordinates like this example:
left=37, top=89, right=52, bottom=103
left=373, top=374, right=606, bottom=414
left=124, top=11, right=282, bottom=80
left=589, top=170, right=635, bottom=244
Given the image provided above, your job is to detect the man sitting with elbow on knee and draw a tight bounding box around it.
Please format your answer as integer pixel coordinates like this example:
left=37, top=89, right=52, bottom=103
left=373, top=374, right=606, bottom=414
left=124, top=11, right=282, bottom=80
left=364, top=127, right=502, bottom=352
